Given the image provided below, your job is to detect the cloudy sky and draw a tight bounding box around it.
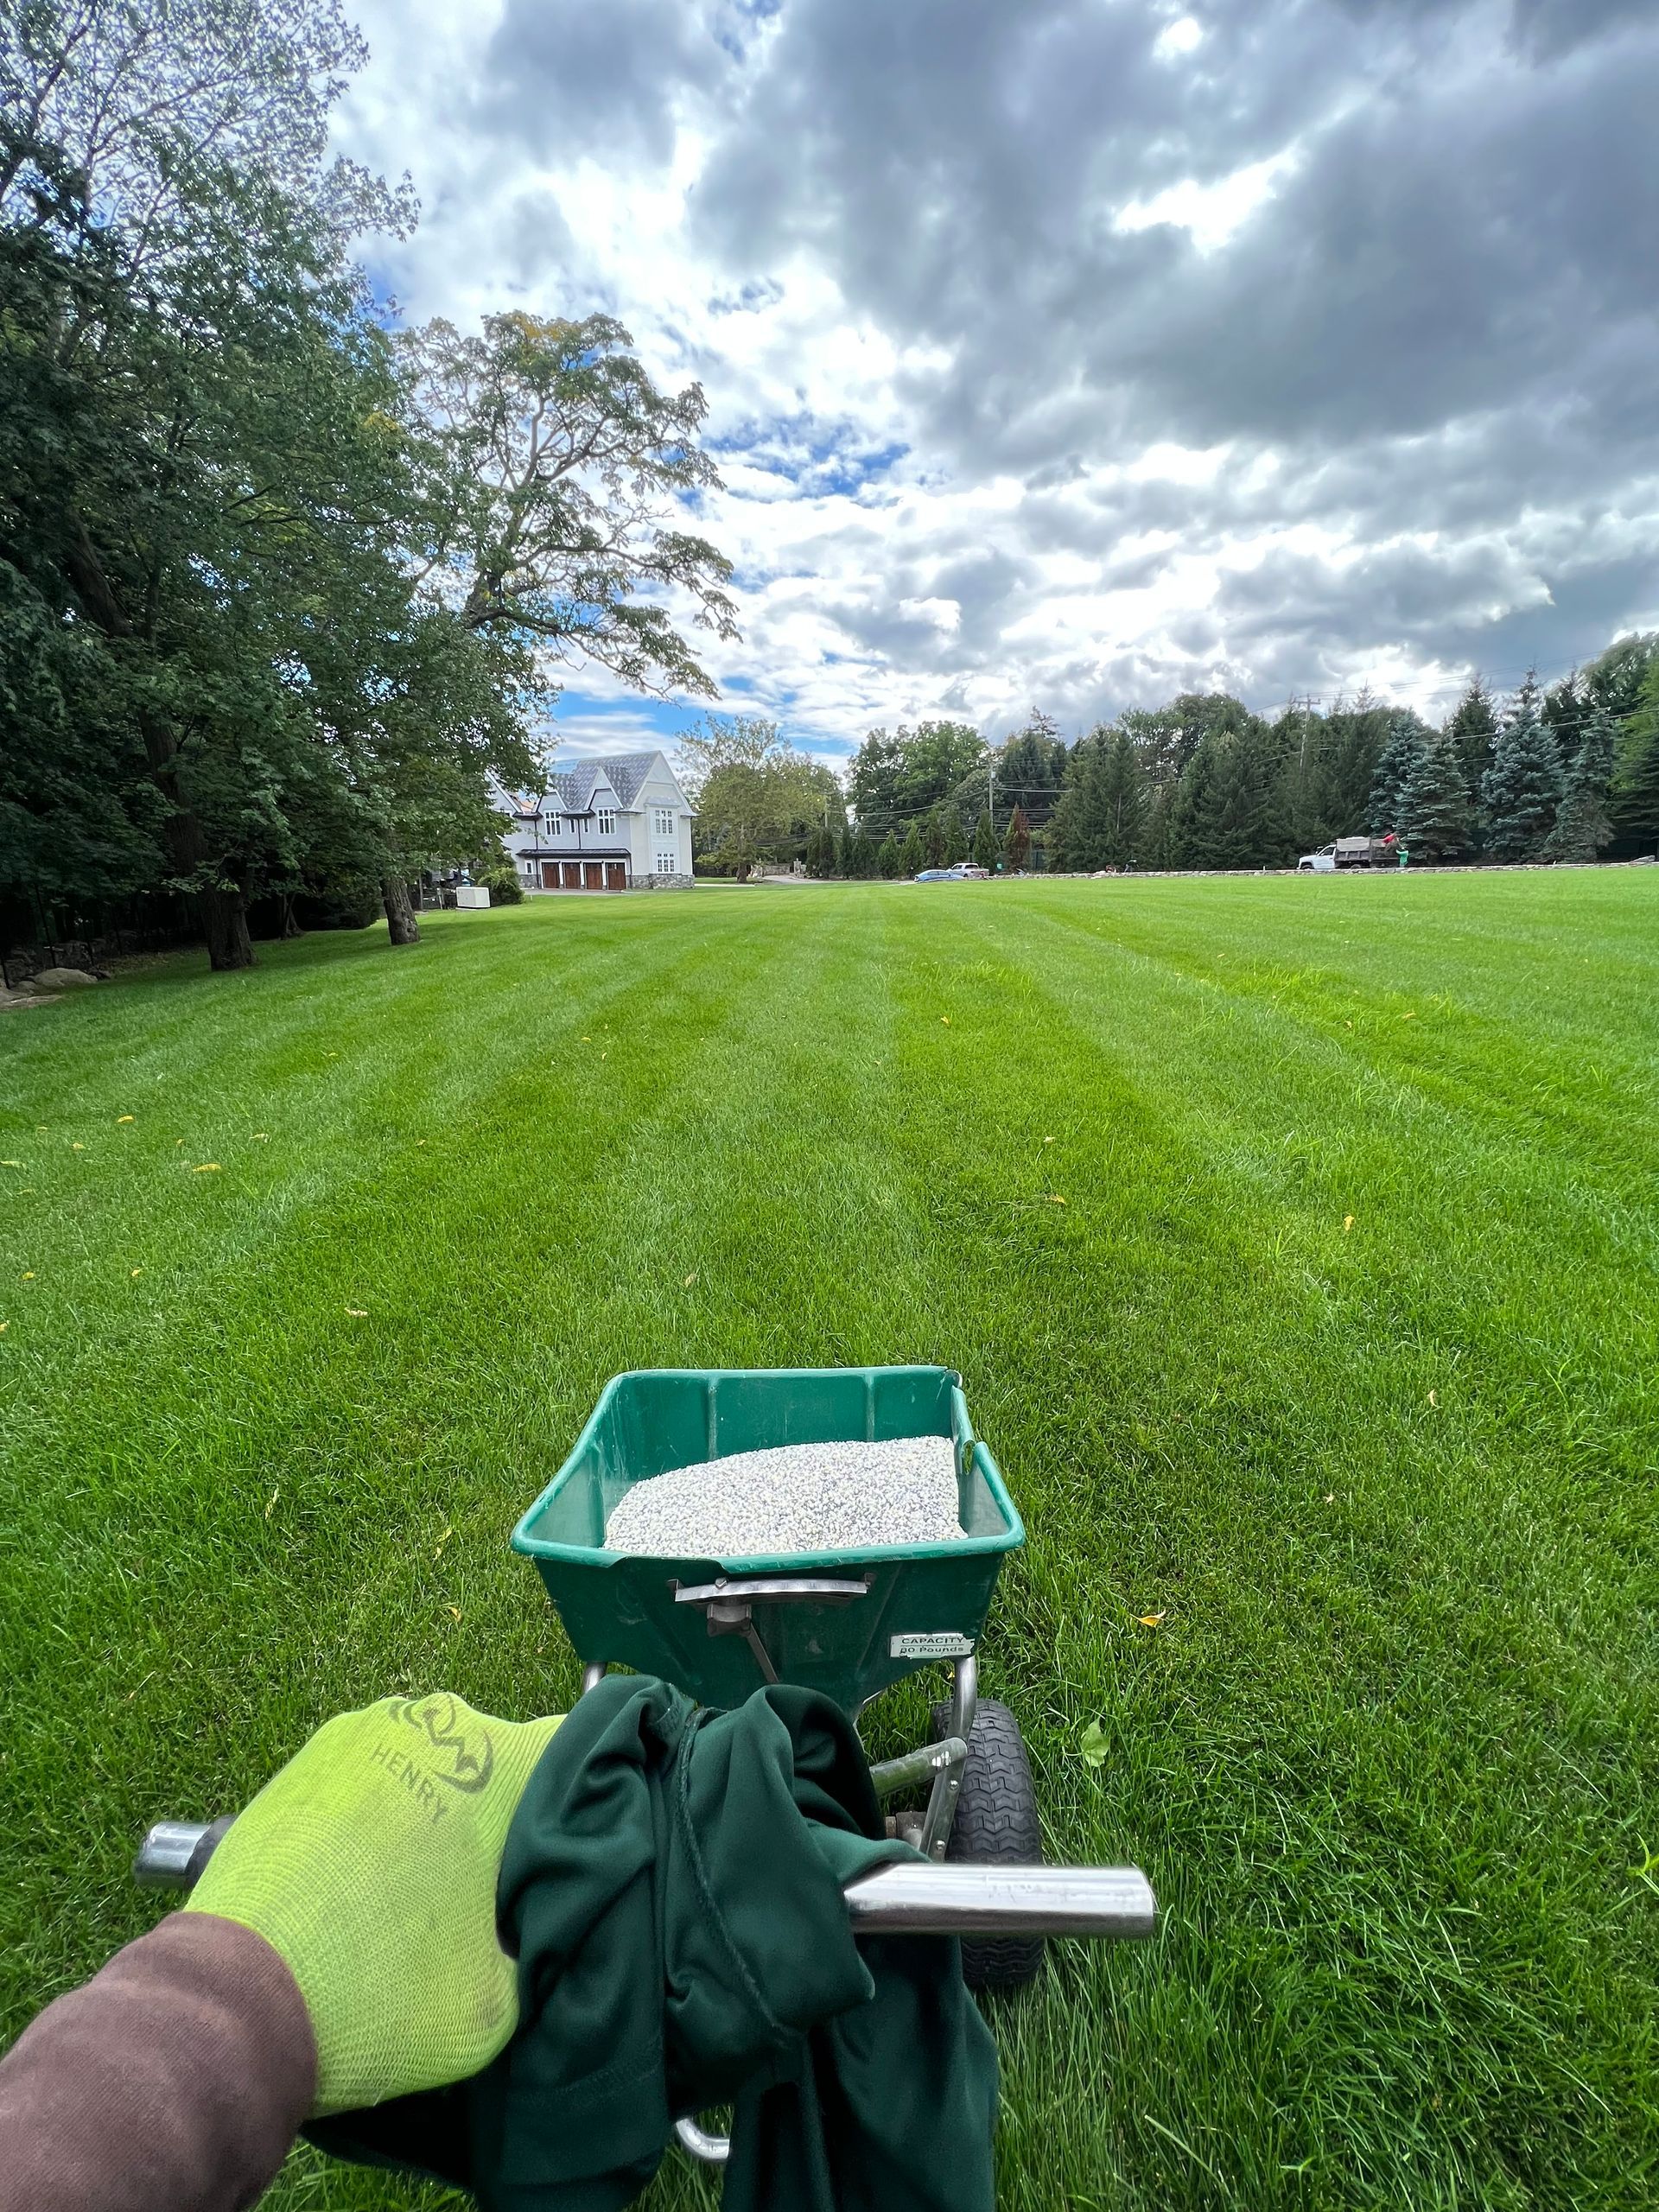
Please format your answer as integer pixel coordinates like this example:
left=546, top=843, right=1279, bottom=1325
left=332, top=0, right=1659, bottom=763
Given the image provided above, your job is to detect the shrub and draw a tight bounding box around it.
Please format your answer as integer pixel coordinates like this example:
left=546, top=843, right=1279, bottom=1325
left=478, top=864, right=524, bottom=906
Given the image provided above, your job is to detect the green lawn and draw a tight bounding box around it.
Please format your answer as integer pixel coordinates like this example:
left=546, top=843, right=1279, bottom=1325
left=3, top=873, right=1656, bottom=2211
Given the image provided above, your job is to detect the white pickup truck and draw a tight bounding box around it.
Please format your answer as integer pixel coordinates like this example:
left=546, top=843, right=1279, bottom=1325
left=1297, top=836, right=1383, bottom=872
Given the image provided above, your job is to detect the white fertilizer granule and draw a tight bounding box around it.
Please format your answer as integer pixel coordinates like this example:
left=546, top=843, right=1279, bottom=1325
left=603, top=1435, right=963, bottom=1558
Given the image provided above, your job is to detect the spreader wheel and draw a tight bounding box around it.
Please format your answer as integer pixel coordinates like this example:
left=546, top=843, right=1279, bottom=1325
left=927, top=1697, right=1046, bottom=1990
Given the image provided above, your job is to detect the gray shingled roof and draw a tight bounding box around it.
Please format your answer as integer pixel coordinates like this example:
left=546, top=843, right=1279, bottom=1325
left=548, top=752, right=661, bottom=812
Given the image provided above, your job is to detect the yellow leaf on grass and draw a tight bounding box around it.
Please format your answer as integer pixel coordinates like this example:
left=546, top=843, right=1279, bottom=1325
left=1048, top=1193, right=1066, bottom=1205
left=72, top=1142, right=84, bottom=1151
left=448, top=1606, right=462, bottom=1622
left=1428, top=1389, right=1439, bottom=1407
left=1077, top=1719, right=1109, bottom=1769
left=0, top=1322, right=8, bottom=1334
left=1, top=1161, right=20, bottom=1168
left=683, top=1272, right=697, bottom=1287
left=1137, top=1611, right=1166, bottom=1628
left=434, top=1525, right=454, bottom=1558
left=252, top=1132, right=270, bottom=1141
left=193, top=1163, right=220, bottom=1173
left=1402, top=1012, right=1416, bottom=1020
left=1343, top=1214, right=1354, bottom=1232
left=130, top=1268, right=143, bottom=1278
left=1044, top=1135, right=1056, bottom=1144
left=22, top=1272, right=34, bottom=1280
left=1324, top=1492, right=1335, bottom=1503
left=118, top=1115, right=135, bottom=1124
left=940, top=1015, right=951, bottom=1026
left=345, top=1306, right=368, bottom=1317
left=264, top=1488, right=279, bottom=1519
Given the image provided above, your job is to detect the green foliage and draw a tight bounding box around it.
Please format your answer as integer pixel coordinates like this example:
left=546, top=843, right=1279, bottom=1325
left=847, top=720, right=986, bottom=836
left=477, top=861, right=524, bottom=906
left=398, top=311, right=736, bottom=700
left=677, top=715, right=837, bottom=880
left=1169, top=724, right=1279, bottom=869
left=992, top=713, right=1068, bottom=831
left=1368, top=715, right=1432, bottom=838
left=972, top=809, right=996, bottom=871
left=1482, top=674, right=1564, bottom=860
left=1609, top=659, right=1659, bottom=853
left=1050, top=728, right=1147, bottom=870
left=899, top=821, right=925, bottom=876
left=1396, top=737, right=1473, bottom=863
left=1001, top=804, right=1031, bottom=873
left=1545, top=704, right=1618, bottom=863
left=942, top=807, right=969, bottom=865
left=1447, top=676, right=1500, bottom=804
left=876, top=831, right=901, bottom=879
left=923, top=805, right=947, bottom=868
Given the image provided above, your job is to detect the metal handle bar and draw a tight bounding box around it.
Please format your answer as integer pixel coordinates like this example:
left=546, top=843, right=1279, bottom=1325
left=133, top=1820, right=1156, bottom=1940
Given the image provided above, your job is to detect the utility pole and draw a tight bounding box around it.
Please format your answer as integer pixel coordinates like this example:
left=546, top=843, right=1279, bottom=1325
left=988, top=752, right=995, bottom=838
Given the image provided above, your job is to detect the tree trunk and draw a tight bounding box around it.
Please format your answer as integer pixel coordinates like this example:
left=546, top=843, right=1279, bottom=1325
left=200, top=886, right=254, bottom=971
left=279, top=896, right=303, bottom=939
left=381, top=875, right=421, bottom=946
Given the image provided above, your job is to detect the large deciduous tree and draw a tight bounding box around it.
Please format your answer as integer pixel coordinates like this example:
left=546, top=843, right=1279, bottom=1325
left=400, top=313, right=738, bottom=700
left=677, top=715, right=837, bottom=880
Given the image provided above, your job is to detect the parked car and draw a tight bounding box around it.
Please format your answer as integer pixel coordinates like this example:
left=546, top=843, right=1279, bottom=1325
left=1297, top=835, right=1383, bottom=872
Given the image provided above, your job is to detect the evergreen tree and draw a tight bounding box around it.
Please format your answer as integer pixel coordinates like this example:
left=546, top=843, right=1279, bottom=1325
left=973, top=809, right=996, bottom=870
left=1610, top=658, right=1659, bottom=854
left=1482, top=673, right=1564, bottom=860
left=1001, top=804, right=1030, bottom=872
left=1139, top=781, right=1176, bottom=870
left=1049, top=728, right=1147, bottom=869
left=1170, top=726, right=1277, bottom=869
left=876, top=831, right=901, bottom=879
left=1447, top=676, right=1499, bottom=804
left=1368, top=714, right=1430, bottom=837
left=899, top=820, right=925, bottom=874
left=1168, top=731, right=1226, bottom=868
left=1396, top=737, right=1472, bottom=862
left=924, top=805, right=947, bottom=867
left=1544, top=702, right=1618, bottom=862
left=943, top=809, right=969, bottom=865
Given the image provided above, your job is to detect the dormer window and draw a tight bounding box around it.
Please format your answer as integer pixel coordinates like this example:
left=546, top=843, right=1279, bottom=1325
left=652, top=806, right=675, bottom=838
left=596, top=807, right=617, bottom=836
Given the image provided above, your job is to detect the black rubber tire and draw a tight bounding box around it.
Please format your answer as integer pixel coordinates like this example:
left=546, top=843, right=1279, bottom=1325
left=927, top=1697, right=1046, bottom=1990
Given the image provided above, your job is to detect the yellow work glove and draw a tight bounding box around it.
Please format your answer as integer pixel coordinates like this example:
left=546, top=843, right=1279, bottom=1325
left=187, top=1693, right=561, bottom=2113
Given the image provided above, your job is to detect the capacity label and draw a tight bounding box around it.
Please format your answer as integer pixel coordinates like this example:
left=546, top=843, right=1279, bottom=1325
left=889, top=1631, right=976, bottom=1660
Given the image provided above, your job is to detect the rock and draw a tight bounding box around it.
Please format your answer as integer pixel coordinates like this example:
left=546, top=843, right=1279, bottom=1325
left=32, top=967, right=98, bottom=988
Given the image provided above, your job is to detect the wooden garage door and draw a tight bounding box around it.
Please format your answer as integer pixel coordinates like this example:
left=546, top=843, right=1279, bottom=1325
left=583, top=861, right=602, bottom=890
left=605, top=862, right=626, bottom=891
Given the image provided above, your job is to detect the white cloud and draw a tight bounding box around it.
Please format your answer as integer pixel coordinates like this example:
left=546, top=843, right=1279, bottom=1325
left=1112, top=150, right=1300, bottom=254
left=330, top=0, right=1659, bottom=757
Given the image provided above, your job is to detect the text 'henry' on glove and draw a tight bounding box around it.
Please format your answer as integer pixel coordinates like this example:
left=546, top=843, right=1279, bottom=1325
left=186, top=1692, right=562, bottom=2115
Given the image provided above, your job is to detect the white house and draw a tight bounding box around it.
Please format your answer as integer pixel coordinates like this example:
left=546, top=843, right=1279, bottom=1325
left=490, top=753, right=695, bottom=893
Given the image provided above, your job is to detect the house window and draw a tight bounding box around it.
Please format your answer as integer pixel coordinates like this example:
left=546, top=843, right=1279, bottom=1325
left=652, top=805, right=675, bottom=838
left=543, top=815, right=560, bottom=837
left=655, top=849, right=677, bottom=877
left=596, top=808, right=616, bottom=836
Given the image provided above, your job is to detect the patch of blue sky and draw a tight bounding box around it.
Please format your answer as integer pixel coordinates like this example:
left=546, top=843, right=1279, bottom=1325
left=710, top=413, right=910, bottom=500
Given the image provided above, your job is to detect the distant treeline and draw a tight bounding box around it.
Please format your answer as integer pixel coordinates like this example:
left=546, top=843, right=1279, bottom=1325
left=815, top=634, right=1659, bottom=878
